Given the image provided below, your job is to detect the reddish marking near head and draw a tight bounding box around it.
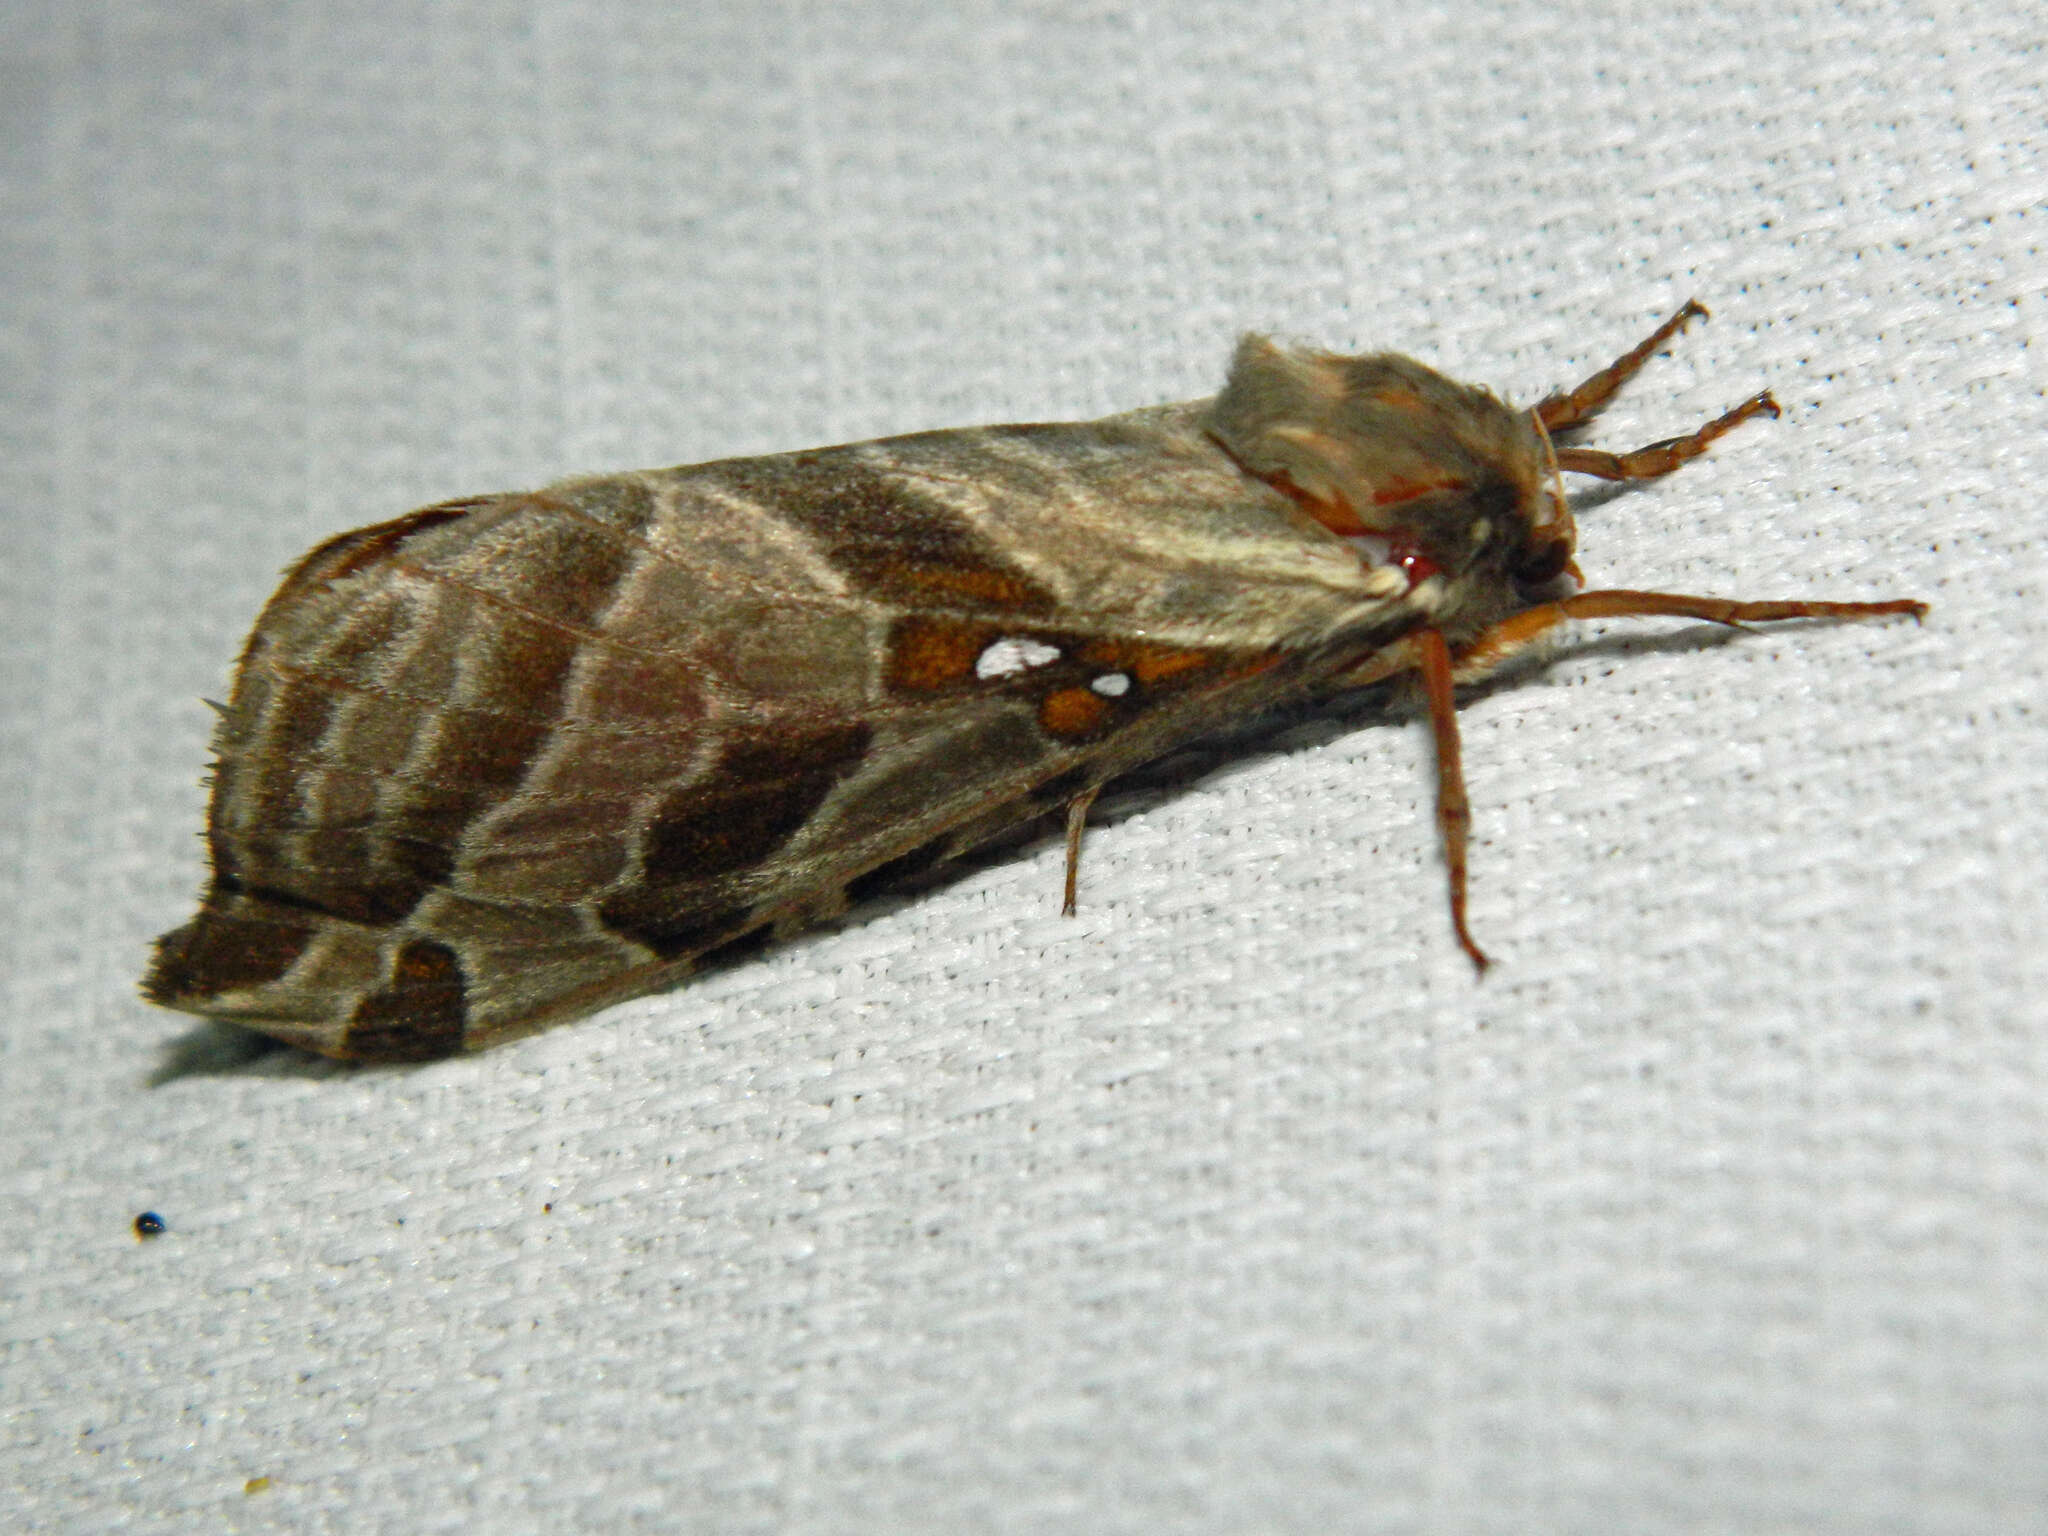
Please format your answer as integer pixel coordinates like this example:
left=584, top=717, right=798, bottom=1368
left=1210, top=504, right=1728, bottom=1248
left=1294, top=478, right=1465, bottom=540
left=1393, top=545, right=1441, bottom=589
left=1371, top=476, right=1463, bottom=507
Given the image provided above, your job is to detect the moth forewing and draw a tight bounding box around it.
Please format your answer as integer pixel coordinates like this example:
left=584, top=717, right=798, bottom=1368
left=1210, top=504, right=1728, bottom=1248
left=144, top=302, right=1923, bottom=1060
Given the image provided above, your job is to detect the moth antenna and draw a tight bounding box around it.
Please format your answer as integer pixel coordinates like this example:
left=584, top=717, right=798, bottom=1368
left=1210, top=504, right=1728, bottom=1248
left=1535, top=299, right=1710, bottom=432
left=1553, top=393, right=1780, bottom=482
left=1450, top=590, right=1926, bottom=687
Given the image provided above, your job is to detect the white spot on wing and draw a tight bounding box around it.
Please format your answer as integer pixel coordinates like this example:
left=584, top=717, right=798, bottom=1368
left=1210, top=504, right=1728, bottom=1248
left=1090, top=673, right=1131, bottom=697
left=976, top=637, right=1062, bottom=679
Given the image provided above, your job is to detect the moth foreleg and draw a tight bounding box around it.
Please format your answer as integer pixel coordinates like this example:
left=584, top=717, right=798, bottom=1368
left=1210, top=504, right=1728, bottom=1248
left=1553, top=392, right=1780, bottom=481
left=1317, top=634, right=1490, bottom=968
left=1535, top=299, right=1709, bottom=433
left=1061, top=786, right=1102, bottom=917
left=1415, top=628, right=1490, bottom=973
left=1450, top=588, right=1928, bottom=685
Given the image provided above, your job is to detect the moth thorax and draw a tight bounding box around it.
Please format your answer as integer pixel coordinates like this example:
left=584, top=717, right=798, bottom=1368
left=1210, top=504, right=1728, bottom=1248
left=1207, top=334, right=1556, bottom=592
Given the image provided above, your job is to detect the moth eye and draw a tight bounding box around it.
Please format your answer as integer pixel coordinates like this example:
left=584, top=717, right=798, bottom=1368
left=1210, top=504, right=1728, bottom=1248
left=1513, top=539, right=1572, bottom=587
left=1089, top=672, right=1132, bottom=697
left=974, top=636, right=1062, bottom=680
left=1396, top=547, right=1440, bottom=585
left=1346, top=532, right=1440, bottom=592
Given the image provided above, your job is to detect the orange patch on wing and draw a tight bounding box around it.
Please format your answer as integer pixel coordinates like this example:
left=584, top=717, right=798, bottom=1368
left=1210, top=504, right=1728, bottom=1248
left=1270, top=479, right=1370, bottom=537
left=1310, top=498, right=1370, bottom=535
left=257, top=499, right=490, bottom=624
left=885, top=615, right=993, bottom=692
left=1370, top=476, right=1464, bottom=507
left=1079, top=639, right=1220, bottom=688
left=1129, top=647, right=1218, bottom=686
left=895, top=564, right=1047, bottom=608
left=1039, top=686, right=1111, bottom=740
left=1219, top=653, right=1285, bottom=684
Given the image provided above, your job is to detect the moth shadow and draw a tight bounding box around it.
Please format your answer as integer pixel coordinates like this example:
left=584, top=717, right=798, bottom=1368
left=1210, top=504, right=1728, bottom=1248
left=1460, top=615, right=1753, bottom=701
left=149, top=1019, right=325, bottom=1084
left=1563, top=481, right=1638, bottom=516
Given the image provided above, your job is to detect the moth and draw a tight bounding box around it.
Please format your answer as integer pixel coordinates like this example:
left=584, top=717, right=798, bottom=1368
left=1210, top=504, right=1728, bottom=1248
left=143, top=302, right=1924, bottom=1061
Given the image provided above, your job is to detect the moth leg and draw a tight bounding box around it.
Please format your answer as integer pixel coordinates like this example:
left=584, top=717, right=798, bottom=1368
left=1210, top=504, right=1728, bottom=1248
left=1323, top=633, right=1487, bottom=966
left=1451, top=589, right=1928, bottom=685
left=1535, top=300, right=1709, bottom=432
left=1553, top=393, right=1780, bottom=481
left=1062, top=785, right=1101, bottom=916
left=1415, top=628, right=1490, bottom=973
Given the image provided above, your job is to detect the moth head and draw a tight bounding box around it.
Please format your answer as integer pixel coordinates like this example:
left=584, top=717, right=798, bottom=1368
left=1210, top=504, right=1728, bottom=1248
left=1208, top=335, right=1579, bottom=623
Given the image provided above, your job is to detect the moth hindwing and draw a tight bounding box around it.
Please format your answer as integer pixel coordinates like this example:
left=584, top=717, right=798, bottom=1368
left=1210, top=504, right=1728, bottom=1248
left=144, top=301, right=1924, bottom=1060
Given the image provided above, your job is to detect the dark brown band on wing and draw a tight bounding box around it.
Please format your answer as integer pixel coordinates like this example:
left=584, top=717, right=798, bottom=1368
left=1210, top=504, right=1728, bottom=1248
left=344, top=938, right=469, bottom=1061
left=141, top=901, right=318, bottom=1004
left=709, top=454, right=1057, bottom=613
left=590, top=898, right=760, bottom=964
left=597, top=719, right=875, bottom=957
left=640, top=722, right=875, bottom=883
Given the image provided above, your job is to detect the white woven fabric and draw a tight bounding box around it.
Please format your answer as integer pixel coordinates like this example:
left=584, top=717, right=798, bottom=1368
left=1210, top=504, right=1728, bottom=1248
left=5, top=3, right=2043, bottom=1531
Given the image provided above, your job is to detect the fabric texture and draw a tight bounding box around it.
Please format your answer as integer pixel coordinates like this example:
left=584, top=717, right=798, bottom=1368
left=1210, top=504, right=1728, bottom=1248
left=4, top=3, right=2043, bottom=1531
